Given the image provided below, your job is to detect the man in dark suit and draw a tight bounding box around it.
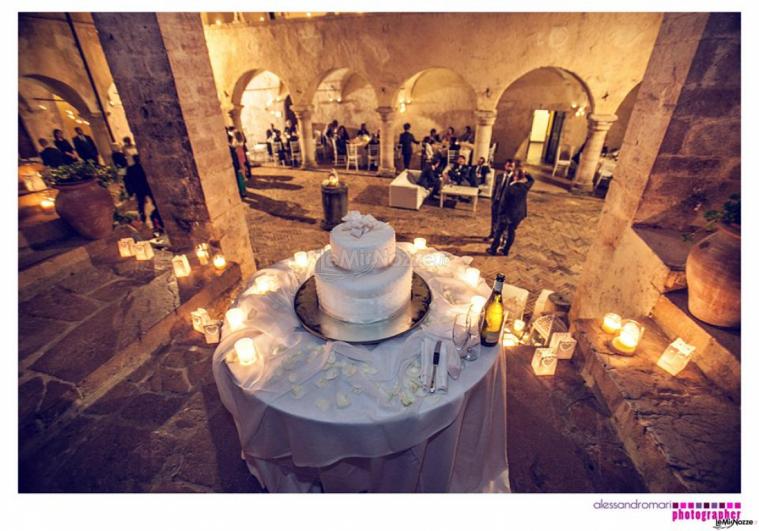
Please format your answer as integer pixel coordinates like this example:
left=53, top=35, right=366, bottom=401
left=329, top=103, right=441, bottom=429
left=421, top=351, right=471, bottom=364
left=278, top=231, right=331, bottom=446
left=73, top=127, right=99, bottom=163
left=398, top=123, right=419, bottom=170
left=486, top=159, right=516, bottom=240
left=53, top=129, right=77, bottom=164
left=469, top=156, right=491, bottom=186
left=487, top=168, right=534, bottom=256
left=446, top=154, right=476, bottom=186
left=38, top=138, right=66, bottom=168
left=417, top=157, right=444, bottom=197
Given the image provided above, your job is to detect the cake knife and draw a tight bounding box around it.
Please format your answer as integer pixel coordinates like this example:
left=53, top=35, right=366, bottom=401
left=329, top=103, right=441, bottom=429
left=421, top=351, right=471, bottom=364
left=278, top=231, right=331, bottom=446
left=430, top=340, right=441, bottom=393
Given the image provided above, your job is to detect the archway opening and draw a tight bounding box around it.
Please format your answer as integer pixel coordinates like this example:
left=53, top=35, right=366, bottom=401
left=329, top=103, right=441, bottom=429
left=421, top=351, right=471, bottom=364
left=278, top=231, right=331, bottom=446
left=234, top=70, right=291, bottom=144
left=493, top=67, right=592, bottom=173
left=311, top=68, right=379, bottom=138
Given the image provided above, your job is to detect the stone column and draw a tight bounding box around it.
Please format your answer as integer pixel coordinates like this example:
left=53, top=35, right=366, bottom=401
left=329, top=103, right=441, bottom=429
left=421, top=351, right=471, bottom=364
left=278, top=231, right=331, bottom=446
left=93, top=12, right=256, bottom=278
left=473, top=109, right=497, bottom=163
left=376, top=106, right=396, bottom=176
left=290, top=104, right=316, bottom=168
left=574, top=114, right=617, bottom=191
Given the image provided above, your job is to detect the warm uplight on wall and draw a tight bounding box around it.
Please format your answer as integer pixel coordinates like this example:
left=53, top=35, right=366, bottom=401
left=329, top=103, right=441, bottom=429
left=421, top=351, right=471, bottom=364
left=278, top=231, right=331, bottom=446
left=571, top=102, right=586, bottom=117
left=37, top=104, right=47, bottom=111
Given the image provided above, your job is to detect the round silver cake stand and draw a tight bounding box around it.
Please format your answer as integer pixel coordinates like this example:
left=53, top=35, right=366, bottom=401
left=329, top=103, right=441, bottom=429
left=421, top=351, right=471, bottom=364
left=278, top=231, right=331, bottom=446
left=293, top=272, right=432, bottom=345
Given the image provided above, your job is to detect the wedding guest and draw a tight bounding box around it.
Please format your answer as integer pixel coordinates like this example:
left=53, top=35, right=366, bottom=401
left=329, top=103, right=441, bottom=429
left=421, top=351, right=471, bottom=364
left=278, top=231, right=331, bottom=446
left=418, top=158, right=443, bottom=197
left=398, top=123, right=419, bottom=170
left=325, top=119, right=338, bottom=140
left=38, top=138, right=66, bottom=168
left=488, top=168, right=534, bottom=256
left=443, top=126, right=455, bottom=144
left=265, top=128, right=274, bottom=157
left=53, top=129, right=77, bottom=163
left=487, top=159, right=516, bottom=240
left=227, top=134, right=248, bottom=198
left=356, top=123, right=370, bottom=137
left=122, top=136, right=139, bottom=167
left=460, top=125, right=475, bottom=143
left=470, top=156, right=491, bottom=186
left=335, top=125, right=349, bottom=157
left=124, top=155, right=155, bottom=224
left=111, top=143, right=128, bottom=175
left=420, top=136, right=435, bottom=168
left=446, top=154, right=476, bottom=187
left=429, top=128, right=441, bottom=143
left=72, top=127, right=99, bottom=163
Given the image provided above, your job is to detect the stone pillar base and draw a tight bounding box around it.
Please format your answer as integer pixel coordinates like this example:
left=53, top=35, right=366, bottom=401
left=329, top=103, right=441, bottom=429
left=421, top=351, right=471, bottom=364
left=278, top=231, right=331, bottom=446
left=377, top=166, right=396, bottom=177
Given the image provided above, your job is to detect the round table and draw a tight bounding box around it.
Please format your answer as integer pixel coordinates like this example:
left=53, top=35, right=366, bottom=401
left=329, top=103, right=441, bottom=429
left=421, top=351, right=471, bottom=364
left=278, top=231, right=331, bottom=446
left=212, top=243, right=510, bottom=493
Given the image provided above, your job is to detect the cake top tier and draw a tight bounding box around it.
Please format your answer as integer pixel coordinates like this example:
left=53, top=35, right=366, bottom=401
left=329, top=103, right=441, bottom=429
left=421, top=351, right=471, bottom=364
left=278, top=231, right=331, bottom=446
left=330, top=211, right=396, bottom=271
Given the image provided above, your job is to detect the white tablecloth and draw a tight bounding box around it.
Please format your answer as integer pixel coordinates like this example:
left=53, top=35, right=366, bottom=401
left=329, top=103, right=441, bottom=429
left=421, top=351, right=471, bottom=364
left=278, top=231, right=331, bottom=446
left=212, top=243, right=510, bottom=492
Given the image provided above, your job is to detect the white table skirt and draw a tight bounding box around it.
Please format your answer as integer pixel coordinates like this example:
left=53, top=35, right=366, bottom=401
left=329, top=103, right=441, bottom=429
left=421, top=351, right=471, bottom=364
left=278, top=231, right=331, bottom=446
left=212, top=244, right=510, bottom=493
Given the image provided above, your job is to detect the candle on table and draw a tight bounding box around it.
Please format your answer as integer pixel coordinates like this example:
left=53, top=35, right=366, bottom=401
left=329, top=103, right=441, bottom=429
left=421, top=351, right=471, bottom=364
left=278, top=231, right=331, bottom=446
left=172, top=254, right=191, bottom=277
left=413, top=237, right=427, bottom=251
left=196, top=243, right=210, bottom=265
left=612, top=320, right=643, bottom=354
left=293, top=251, right=309, bottom=269
left=513, top=319, right=526, bottom=338
left=234, top=337, right=257, bottom=366
left=463, top=267, right=480, bottom=288
left=212, top=254, right=227, bottom=270
left=601, top=313, right=622, bottom=334
left=118, top=238, right=135, bottom=258
left=225, top=308, right=246, bottom=331
left=656, top=337, right=696, bottom=376
left=134, top=241, right=154, bottom=260
left=191, top=308, right=210, bottom=333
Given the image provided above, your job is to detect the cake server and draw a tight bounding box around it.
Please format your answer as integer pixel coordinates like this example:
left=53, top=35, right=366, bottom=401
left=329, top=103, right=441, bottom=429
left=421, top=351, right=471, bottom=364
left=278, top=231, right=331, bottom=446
left=430, top=340, right=441, bottom=393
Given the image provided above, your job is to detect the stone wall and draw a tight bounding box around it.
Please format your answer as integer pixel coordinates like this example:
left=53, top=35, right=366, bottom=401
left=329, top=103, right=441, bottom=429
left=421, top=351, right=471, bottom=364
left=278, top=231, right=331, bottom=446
left=203, top=12, right=662, bottom=140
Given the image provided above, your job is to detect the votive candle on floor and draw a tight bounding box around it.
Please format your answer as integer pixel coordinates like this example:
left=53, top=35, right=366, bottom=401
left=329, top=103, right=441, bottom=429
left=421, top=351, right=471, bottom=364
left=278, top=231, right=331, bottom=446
left=235, top=337, right=257, bottom=366
left=134, top=241, right=154, bottom=260
left=656, top=337, right=695, bottom=376
left=191, top=308, right=211, bottom=333
left=196, top=243, right=210, bottom=265
left=601, top=313, right=622, bottom=334
left=118, top=238, right=135, bottom=258
left=203, top=322, right=220, bottom=344
left=172, top=254, right=191, bottom=277
left=212, top=254, right=227, bottom=270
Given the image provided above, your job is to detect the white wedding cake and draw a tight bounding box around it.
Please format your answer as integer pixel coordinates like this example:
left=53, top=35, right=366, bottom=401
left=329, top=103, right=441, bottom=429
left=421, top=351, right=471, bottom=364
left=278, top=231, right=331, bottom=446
left=315, top=211, right=412, bottom=323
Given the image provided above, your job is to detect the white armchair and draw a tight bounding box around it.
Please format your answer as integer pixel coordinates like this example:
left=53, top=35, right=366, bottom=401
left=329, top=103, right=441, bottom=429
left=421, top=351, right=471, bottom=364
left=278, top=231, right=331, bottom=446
left=478, top=167, right=495, bottom=198
left=389, top=170, right=430, bottom=210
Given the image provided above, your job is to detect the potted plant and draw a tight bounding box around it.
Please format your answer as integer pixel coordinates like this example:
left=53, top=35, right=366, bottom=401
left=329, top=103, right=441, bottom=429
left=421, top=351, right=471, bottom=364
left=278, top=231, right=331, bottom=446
left=685, top=193, right=740, bottom=328
left=43, top=161, right=120, bottom=240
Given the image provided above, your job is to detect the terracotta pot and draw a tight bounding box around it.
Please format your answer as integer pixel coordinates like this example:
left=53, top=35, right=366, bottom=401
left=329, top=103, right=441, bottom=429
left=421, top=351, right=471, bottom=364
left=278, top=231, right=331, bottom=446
left=685, top=223, right=740, bottom=328
left=54, top=178, right=114, bottom=240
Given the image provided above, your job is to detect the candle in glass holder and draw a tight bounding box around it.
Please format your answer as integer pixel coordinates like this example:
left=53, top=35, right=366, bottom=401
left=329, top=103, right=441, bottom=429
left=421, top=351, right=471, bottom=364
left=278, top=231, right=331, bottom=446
left=212, top=253, right=227, bottom=270
left=234, top=337, right=257, bottom=366
left=601, top=313, right=622, bottom=334
left=191, top=308, right=210, bottom=333
left=656, top=337, right=695, bottom=376
left=414, top=237, right=427, bottom=251
left=196, top=243, right=210, bottom=265
left=293, top=251, right=309, bottom=269
left=612, top=320, right=643, bottom=355
left=531, top=348, right=557, bottom=376
left=203, top=321, right=221, bottom=344
left=225, top=308, right=246, bottom=331
left=172, top=254, right=191, bottom=277
left=512, top=319, right=526, bottom=338
left=134, top=241, right=154, bottom=260
left=463, top=267, right=480, bottom=288
left=40, top=196, right=55, bottom=210
left=118, top=237, right=135, bottom=258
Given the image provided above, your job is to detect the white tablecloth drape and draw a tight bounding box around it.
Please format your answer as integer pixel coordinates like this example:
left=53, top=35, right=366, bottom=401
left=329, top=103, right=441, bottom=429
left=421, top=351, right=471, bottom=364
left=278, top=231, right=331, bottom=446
left=212, top=243, right=510, bottom=493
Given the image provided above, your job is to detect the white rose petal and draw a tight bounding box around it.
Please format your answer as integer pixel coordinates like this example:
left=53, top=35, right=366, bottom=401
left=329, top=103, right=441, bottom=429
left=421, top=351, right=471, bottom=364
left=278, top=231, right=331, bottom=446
left=400, top=391, right=415, bottom=407
left=336, top=393, right=351, bottom=409
left=325, top=367, right=339, bottom=380
left=291, top=385, right=305, bottom=399
left=316, top=398, right=330, bottom=411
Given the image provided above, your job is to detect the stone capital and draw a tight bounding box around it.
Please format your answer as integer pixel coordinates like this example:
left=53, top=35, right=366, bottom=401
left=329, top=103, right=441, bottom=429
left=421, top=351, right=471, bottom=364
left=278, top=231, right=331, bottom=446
left=474, top=109, right=498, bottom=126
left=375, top=106, right=395, bottom=121
left=290, top=104, right=314, bottom=117
left=588, top=113, right=618, bottom=131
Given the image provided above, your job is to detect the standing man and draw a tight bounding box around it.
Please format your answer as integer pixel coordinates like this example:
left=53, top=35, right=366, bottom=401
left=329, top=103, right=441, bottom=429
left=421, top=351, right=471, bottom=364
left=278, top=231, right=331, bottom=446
left=486, top=159, right=516, bottom=240
left=487, top=168, right=534, bottom=256
left=38, top=138, right=66, bottom=168
left=73, top=127, right=100, bottom=163
left=398, top=123, right=420, bottom=170
left=53, top=129, right=77, bottom=164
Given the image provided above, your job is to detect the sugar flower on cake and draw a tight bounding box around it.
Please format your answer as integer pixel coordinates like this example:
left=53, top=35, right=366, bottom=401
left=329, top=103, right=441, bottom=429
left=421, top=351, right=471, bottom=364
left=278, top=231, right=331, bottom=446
left=341, top=210, right=379, bottom=239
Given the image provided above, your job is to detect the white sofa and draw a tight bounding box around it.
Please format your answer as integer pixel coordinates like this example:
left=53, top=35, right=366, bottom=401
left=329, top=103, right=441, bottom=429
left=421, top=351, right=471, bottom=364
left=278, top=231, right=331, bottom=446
left=389, top=170, right=431, bottom=210
left=479, top=169, right=495, bottom=198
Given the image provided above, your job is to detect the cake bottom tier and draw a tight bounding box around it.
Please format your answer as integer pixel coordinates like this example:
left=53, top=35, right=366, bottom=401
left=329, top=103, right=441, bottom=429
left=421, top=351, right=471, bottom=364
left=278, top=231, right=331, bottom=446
left=314, top=249, right=412, bottom=324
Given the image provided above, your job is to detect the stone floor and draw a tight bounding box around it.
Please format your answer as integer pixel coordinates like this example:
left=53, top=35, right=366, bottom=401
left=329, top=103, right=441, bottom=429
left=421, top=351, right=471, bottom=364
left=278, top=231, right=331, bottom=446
left=19, top=165, right=642, bottom=493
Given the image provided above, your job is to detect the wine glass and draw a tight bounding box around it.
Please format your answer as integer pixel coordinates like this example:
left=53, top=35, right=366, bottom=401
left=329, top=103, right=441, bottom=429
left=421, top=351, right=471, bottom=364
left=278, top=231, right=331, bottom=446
left=452, top=312, right=478, bottom=362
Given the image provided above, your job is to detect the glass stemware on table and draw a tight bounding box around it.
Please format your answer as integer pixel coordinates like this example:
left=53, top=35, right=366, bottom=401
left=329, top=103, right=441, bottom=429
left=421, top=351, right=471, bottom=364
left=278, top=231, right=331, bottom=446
left=452, top=305, right=481, bottom=362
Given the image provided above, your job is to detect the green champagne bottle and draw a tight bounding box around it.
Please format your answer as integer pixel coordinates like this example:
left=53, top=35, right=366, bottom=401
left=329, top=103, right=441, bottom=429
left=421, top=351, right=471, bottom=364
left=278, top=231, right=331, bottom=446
left=480, top=273, right=505, bottom=346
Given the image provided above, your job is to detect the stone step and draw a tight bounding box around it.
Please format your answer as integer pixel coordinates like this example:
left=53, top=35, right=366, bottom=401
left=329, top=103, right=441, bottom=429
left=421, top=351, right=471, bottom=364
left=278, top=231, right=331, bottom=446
left=632, top=224, right=697, bottom=293
left=651, top=290, right=740, bottom=402
left=19, top=218, right=74, bottom=250
left=571, top=318, right=740, bottom=493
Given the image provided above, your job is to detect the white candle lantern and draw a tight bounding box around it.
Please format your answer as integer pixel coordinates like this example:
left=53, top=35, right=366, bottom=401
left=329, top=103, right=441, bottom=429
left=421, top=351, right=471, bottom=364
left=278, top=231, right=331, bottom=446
left=512, top=319, right=526, bottom=338
left=657, top=337, right=695, bottom=376
left=203, top=321, right=221, bottom=344
left=172, top=254, right=191, bottom=277
left=611, top=320, right=644, bottom=355
left=531, top=348, right=557, bottom=376
left=549, top=332, right=577, bottom=360
left=502, top=333, right=519, bottom=348
left=234, top=337, right=257, bottom=366
left=293, top=251, right=309, bottom=269
left=601, top=313, right=622, bottom=334
left=413, top=237, right=427, bottom=251
left=225, top=308, right=246, bottom=332
left=462, top=267, right=481, bottom=288
left=251, top=275, right=277, bottom=295
left=118, top=238, right=135, bottom=258
left=212, top=253, right=227, bottom=270
left=191, top=308, right=211, bottom=333
left=196, top=243, right=210, bottom=265
left=40, top=196, right=55, bottom=210
left=134, top=241, right=154, bottom=260
left=24, top=173, right=47, bottom=192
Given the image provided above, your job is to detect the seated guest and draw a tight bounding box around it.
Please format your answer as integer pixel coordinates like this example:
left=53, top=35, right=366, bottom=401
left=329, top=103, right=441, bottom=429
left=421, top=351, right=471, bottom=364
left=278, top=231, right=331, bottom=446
left=429, top=128, right=441, bottom=144
left=53, top=129, right=77, bottom=164
left=470, top=156, right=491, bottom=185
left=420, top=136, right=434, bottom=168
left=335, top=125, right=349, bottom=156
left=265, top=128, right=274, bottom=156
left=325, top=119, right=339, bottom=140
left=73, top=127, right=100, bottom=163
left=38, top=138, right=66, bottom=168
left=449, top=136, right=461, bottom=152
left=284, top=119, right=296, bottom=140
left=369, top=131, right=380, bottom=145
left=418, top=158, right=443, bottom=197
left=460, top=125, right=475, bottom=143
left=356, top=123, right=370, bottom=137
left=446, top=154, right=477, bottom=187
left=269, top=122, right=282, bottom=137
left=443, top=126, right=455, bottom=144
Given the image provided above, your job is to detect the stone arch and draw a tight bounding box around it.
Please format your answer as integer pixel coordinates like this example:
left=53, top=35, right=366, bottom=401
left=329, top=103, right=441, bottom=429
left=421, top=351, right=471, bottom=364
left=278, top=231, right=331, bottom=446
left=231, top=69, right=292, bottom=142
left=309, top=67, right=380, bottom=136
left=491, top=66, right=595, bottom=165
left=21, top=74, right=95, bottom=117
left=392, top=67, right=478, bottom=139
left=606, top=82, right=641, bottom=151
